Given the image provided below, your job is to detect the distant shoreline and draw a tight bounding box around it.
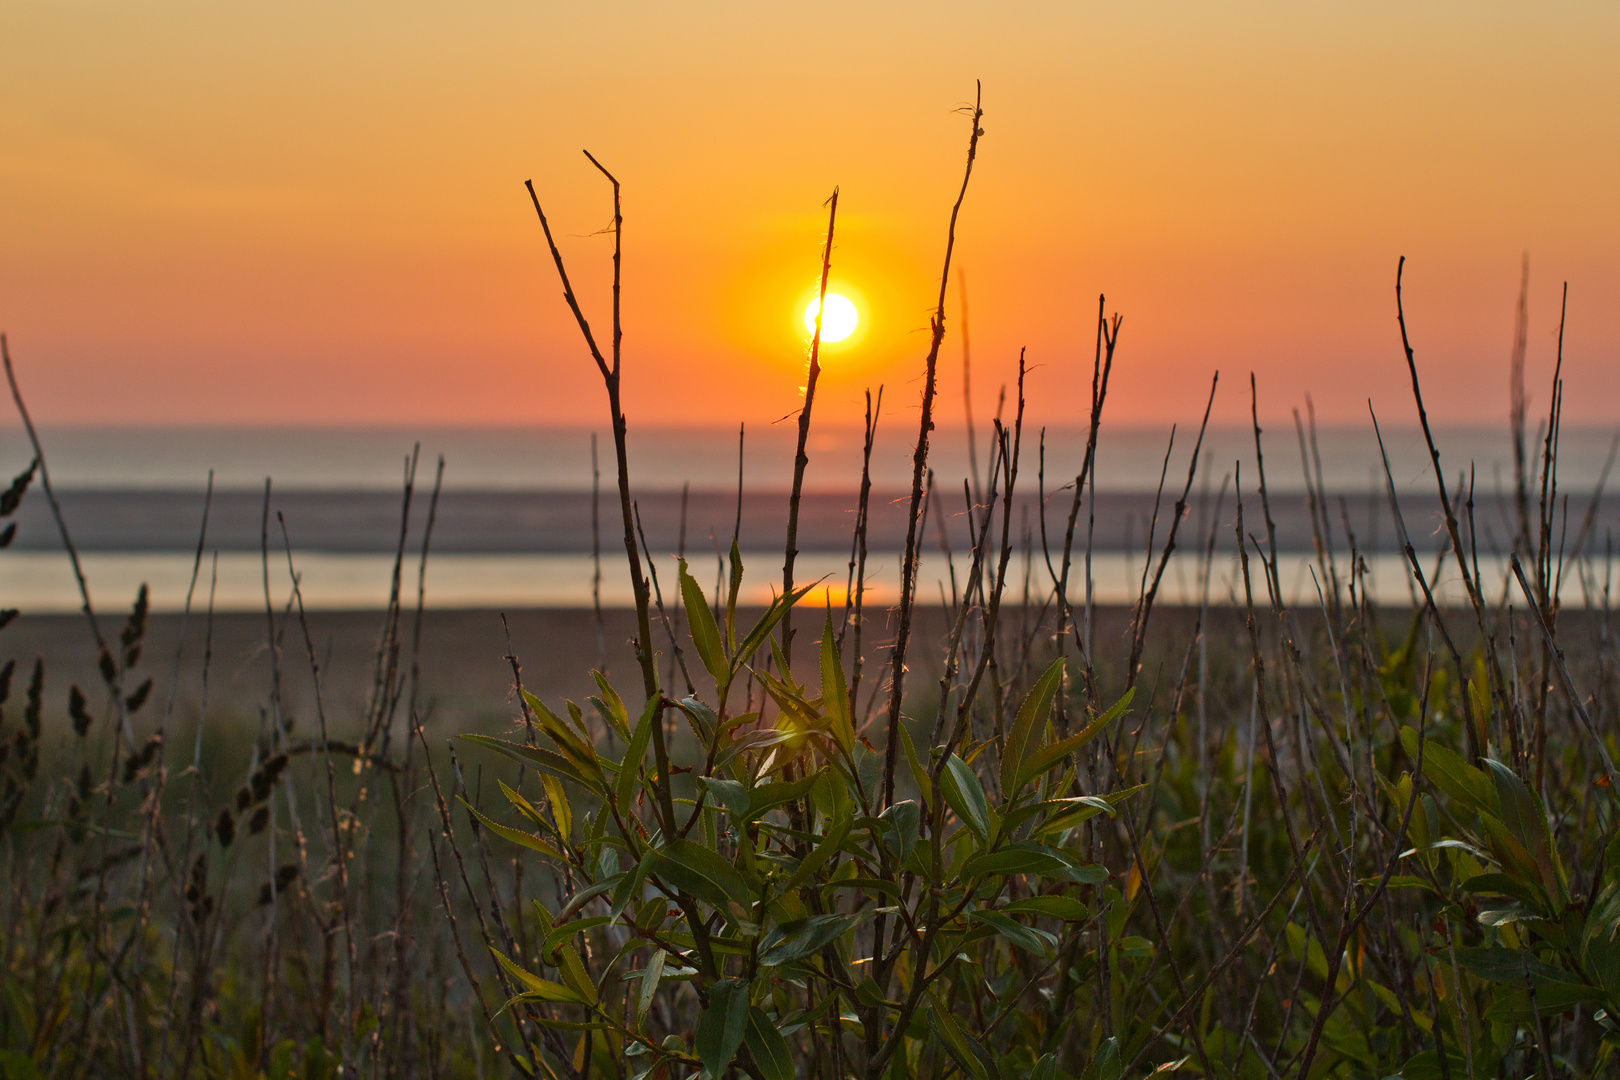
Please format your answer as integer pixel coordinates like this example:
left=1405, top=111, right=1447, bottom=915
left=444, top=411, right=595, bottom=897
left=7, top=485, right=1488, bottom=555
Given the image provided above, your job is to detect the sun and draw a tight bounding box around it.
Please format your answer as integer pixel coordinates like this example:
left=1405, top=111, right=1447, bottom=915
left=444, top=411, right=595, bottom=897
left=803, top=292, right=858, bottom=343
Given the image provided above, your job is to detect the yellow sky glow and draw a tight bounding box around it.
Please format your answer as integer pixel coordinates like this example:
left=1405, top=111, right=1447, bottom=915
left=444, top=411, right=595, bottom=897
left=1, top=2, right=1617, bottom=431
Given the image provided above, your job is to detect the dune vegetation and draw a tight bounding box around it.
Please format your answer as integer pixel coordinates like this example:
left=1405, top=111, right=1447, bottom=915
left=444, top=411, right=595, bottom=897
left=0, top=90, right=1617, bottom=1080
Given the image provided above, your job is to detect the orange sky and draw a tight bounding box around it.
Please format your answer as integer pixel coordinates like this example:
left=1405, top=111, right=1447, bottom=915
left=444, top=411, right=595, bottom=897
left=2, top=2, right=1617, bottom=433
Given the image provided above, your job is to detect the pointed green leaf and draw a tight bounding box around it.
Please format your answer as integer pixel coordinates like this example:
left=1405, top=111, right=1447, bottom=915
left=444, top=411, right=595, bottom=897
left=969, top=909, right=1057, bottom=956
left=899, top=722, right=931, bottom=809
left=539, top=771, right=572, bottom=840
left=880, top=800, right=920, bottom=863
left=1401, top=727, right=1496, bottom=815
left=460, top=733, right=604, bottom=796
left=635, top=949, right=666, bottom=1027
left=646, top=839, right=755, bottom=920
left=498, top=778, right=547, bottom=829
left=698, top=776, right=751, bottom=817
left=695, top=977, right=750, bottom=1078
left=758, top=912, right=864, bottom=967
left=460, top=800, right=566, bottom=862
left=494, top=950, right=586, bottom=1005
left=1004, top=895, right=1091, bottom=921
left=1014, top=688, right=1132, bottom=792
left=940, top=754, right=992, bottom=843
left=1002, top=658, right=1064, bottom=796
left=744, top=1006, right=793, bottom=1080
left=744, top=772, right=821, bottom=824
left=680, top=558, right=730, bottom=687
left=556, top=940, right=598, bottom=1004
left=617, top=695, right=661, bottom=817
left=543, top=916, right=611, bottom=959
left=592, top=671, right=631, bottom=741
left=736, top=584, right=816, bottom=670
left=782, top=811, right=853, bottom=895
left=727, top=540, right=744, bottom=652
left=820, top=612, right=854, bottom=755
left=927, top=987, right=989, bottom=1080
left=1484, top=758, right=1565, bottom=904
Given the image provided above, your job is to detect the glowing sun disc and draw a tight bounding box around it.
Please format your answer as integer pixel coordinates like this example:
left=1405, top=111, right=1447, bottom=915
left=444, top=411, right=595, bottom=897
left=804, top=293, right=858, bottom=343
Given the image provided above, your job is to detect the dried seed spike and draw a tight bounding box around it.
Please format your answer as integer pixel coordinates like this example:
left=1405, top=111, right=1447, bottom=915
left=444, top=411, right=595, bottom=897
left=120, top=583, right=149, bottom=652
left=68, top=685, right=91, bottom=737
left=215, top=808, right=236, bottom=847
left=23, top=660, right=41, bottom=738
left=0, top=658, right=15, bottom=713
left=0, top=459, right=36, bottom=517
left=124, top=678, right=152, bottom=714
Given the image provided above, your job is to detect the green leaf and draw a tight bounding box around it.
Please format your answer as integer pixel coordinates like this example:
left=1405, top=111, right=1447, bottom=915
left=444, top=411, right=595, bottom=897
left=782, top=812, right=853, bottom=895
left=940, top=754, right=992, bottom=843
left=680, top=558, right=730, bottom=687
left=647, top=839, right=756, bottom=923
left=727, top=540, right=744, bottom=652
left=1400, top=728, right=1496, bottom=815
left=460, top=734, right=604, bottom=796
left=1483, top=758, right=1566, bottom=905
left=592, top=671, right=631, bottom=741
left=539, top=771, right=572, bottom=841
left=460, top=801, right=566, bottom=862
left=899, top=721, right=932, bottom=809
left=617, top=695, right=661, bottom=817
left=969, top=909, right=1056, bottom=956
left=964, top=842, right=1105, bottom=885
left=962, top=844, right=1072, bottom=880
left=555, top=940, right=598, bottom=1004
left=736, top=584, right=816, bottom=671
left=1455, top=945, right=1582, bottom=989
left=698, top=776, right=751, bottom=817
left=677, top=696, right=720, bottom=742
left=499, top=778, right=547, bottom=829
left=745, top=772, right=821, bottom=824
left=635, top=950, right=665, bottom=1027
left=1087, top=1036, right=1122, bottom=1080
left=610, top=854, right=650, bottom=919
left=820, top=612, right=854, bottom=755
left=758, top=912, right=864, bottom=967
left=744, top=1006, right=793, bottom=1080
left=1584, top=881, right=1620, bottom=954
left=880, top=800, right=920, bottom=864
left=542, top=916, right=611, bottom=959
left=1027, top=794, right=1122, bottom=837
left=1013, top=689, right=1132, bottom=792
left=523, top=690, right=601, bottom=773
left=1460, top=872, right=1543, bottom=907
left=1003, top=895, right=1091, bottom=921
left=0, top=1051, right=42, bottom=1080
left=1475, top=813, right=1549, bottom=910
left=1482, top=983, right=1604, bottom=1023
left=695, top=978, right=750, bottom=1078
left=927, top=988, right=989, bottom=1080
left=494, top=950, right=586, bottom=1005
left=1002, top=658, right=1065, bottom=796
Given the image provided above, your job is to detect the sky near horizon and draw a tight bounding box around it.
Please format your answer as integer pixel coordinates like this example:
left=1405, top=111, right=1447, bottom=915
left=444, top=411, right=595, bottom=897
left=2, top=2, right=1617, bottom=436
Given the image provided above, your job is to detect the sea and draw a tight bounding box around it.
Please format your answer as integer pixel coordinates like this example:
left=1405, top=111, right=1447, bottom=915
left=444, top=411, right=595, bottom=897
left=1, top=423, right=1616, bottom=612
